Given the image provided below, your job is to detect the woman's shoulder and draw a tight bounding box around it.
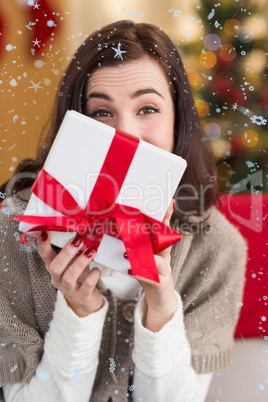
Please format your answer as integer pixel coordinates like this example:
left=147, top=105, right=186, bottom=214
left=0, top=188, right=35, bottom=279
left=171, top=205, right=247, bottom=284
left=172, top=204, right=247, bottom=255
left=206, top=205, right=247, bottom=251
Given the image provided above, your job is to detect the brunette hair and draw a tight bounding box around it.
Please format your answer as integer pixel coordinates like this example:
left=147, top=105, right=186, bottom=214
left=1, top=20, right=217, bottom=222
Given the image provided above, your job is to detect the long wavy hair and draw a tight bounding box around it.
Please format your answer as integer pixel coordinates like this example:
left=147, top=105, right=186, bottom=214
left=1, top=20, right=218, bottom=223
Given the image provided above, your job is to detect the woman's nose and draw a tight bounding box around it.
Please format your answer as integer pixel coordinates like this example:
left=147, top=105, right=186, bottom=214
left=116, top=116, right=141, bottom=139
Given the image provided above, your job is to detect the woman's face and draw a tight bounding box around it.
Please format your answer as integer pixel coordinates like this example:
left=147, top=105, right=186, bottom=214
left=86, top=57, right=175, bottom=152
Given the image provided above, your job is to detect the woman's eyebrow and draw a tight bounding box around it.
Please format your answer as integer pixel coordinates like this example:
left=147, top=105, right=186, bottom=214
left=131, top=88, right=164, bottom=99
left=87, top=88, right=164, bottom=101
left=87, top=92, right=113, bottom=102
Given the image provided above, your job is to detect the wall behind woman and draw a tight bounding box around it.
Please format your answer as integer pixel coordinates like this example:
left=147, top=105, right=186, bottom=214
left=0, top=0, right=202, bottom=186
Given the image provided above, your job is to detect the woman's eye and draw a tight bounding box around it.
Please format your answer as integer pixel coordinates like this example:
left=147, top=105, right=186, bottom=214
left=89, top=109, right=112, bottom=118
left=139, top=106, right=160, bottom=115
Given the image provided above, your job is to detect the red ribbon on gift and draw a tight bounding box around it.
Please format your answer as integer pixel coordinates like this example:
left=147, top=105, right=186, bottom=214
left=11, top=130, right=181, bottom=282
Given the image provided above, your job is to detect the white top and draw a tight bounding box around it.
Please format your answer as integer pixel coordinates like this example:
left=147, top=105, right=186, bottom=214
left=3, top=271, right=213, bottom=401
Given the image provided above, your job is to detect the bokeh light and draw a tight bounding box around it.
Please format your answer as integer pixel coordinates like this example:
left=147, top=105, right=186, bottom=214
left=204, top=122, right=221, bottom=140
left=243, top=49, right=267, bottom=75
left=219, top=44, right=237, bottom=61
left=244, top=74, right=261, bottom=91
left=211, top=139, right=231, bottom=160
left=187, top=68, right=203, bottom=91
left=224, top=19, right=241, bottom=36
left=204, top=34, right=221, bottom=51
left=199, top=51, right=217, bottom=68
left=217, top=163, right=233, bottom=181
left=241, top=130, right=259, bottom=147
left=238, top=26, right=254, bottom=43
left=195, top=99, right=210, bottom=117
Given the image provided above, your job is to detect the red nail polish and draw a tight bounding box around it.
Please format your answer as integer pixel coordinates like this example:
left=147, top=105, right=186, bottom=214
left=71, top=235, right=83, bottom=247
left=172, top=199, right=176, bottom=209
left=84, top=247, right=96, bottom=259
left=41, top=231, right=48, bottom=241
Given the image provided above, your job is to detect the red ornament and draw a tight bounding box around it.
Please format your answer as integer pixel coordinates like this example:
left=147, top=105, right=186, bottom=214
left=22, top=0, right=60, bottom=56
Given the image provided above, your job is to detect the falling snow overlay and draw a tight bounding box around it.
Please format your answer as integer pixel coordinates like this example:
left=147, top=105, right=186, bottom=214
left=108, top=358, right=116, bottom=373
left=32, top=38, right=41, bottom=48
left=250, top=115, right=267, bottom=126
left=28, top=80, right=43, bottom=92
left=6, top=44, right=16, bottom=52
left=34, top=59, right=46, bottom=68
left=112, top=42, right=126, bottom=60
left=1, top=207, right=14, bottom=217
left=47, top=20, right=56, bottom=28
left=0, top=3, right=267, bottom=400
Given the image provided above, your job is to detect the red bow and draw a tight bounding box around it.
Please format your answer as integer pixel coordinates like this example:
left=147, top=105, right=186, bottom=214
left=12, top=130, right=181, bottom=282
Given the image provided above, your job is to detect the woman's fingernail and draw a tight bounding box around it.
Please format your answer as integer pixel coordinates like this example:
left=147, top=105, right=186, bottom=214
left=84, top=247, right=96, bottom=259
left=172, top=199, right=176, bottom=209
left=71, top=235, right=83, bottom=247
left=41, top=231, right=48, bottom=241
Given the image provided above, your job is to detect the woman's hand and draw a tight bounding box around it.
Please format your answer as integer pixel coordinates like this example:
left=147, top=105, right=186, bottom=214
left=37, top=233, right=104, bottom=317
left=131, top=200, right=178, bottom=332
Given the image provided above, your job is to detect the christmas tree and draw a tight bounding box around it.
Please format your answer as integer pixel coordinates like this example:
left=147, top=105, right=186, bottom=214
left=186, top=0, right=268, bottom=193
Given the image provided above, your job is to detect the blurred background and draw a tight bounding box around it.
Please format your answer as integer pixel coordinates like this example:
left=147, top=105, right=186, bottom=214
left=0, top=0, right=267, bottom=194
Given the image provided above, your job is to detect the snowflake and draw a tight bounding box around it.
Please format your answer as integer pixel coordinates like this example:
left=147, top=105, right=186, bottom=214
left=246, top=161, right=255, bottom=168
left=192, top=349, right=200, bottom=357
left=6, top=44, right=15, bottom=52
left=261, top=316, right=267, bottom=322
left=2, top=207, right=14, bottom=217
left=47, top=20, right=56, bottom=28
left=128, top=384, right=136, bottom=392
left=31, top=48, right=36, bottom=56
left=33, top=2, right=40, bottom=9
left=250, top=115, right=267, bottom=126
left=209, top=175, right=217, bottom=183
left=214, top=21, right=220, bottom=28
left=44, top=78, right=51, bottom=86
left=173, top=10, right=181, bottom=17
left=32, top=38, right=41, bottom=48
left=20, top=242, right=38, bottom=253
left=249, top=86, right=254, bottom=91
left=208, top=9, right=215, bottom=20
left=0, top=192, right=6, bottom=199
left=34, top=59, right=46, bottom=68
left=112, top=42, right=126, bottom=61
left=10, top=364, right=18, bottom=373
left=129, top=11, right=137, bottom=19
left=13, top=232, right=21, bottom=242
left=232, top=103, right=238, bottom=111
left=28, top=80, right=43, bottom=93
left=10, top=79, right=18, bottom=87
left=108, top=357, right=116, bottom=373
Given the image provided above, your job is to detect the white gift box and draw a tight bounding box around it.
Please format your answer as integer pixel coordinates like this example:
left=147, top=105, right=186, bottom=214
left=19, top=110, right=187, bottom=275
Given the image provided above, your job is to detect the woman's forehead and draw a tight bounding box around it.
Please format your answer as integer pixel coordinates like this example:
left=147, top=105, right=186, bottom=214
left=86, top=57, right=170, bottom=93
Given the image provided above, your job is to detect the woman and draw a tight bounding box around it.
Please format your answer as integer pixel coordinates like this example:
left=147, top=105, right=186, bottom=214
left=0, top=20, right=247, bottom=401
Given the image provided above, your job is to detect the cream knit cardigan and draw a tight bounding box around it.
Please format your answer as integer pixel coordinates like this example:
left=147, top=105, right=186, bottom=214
left=0, top=190, right=247, bottom=401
